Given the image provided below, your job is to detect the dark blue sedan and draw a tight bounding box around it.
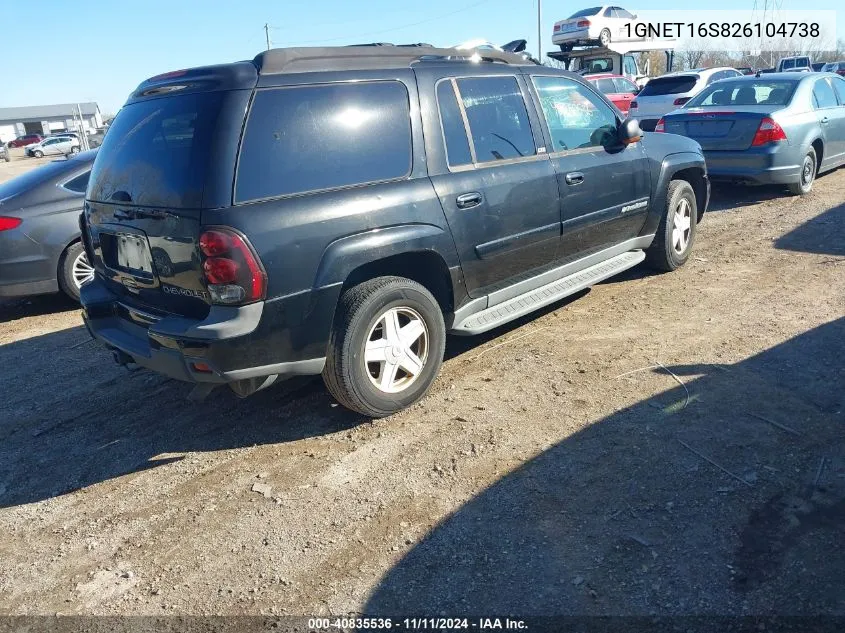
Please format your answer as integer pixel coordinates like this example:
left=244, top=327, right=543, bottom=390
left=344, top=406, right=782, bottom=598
left=655, top=73, right=845, bottom=195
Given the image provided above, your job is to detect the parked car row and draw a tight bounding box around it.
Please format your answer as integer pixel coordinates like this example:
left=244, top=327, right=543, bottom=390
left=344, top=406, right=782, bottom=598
left=654, top=73, right=845, bottom=194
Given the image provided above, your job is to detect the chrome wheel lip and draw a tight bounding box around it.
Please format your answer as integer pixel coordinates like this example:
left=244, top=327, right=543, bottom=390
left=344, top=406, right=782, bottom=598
left=72, top=251, right=95, bottom=289
left=364, top=306, right=429, bottom=394
left=671, top=197, right=692, bottom=255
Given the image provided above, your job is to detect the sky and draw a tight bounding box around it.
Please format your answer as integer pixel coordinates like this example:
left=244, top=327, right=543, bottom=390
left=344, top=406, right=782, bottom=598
left=2, top=0, right=843, bottom=115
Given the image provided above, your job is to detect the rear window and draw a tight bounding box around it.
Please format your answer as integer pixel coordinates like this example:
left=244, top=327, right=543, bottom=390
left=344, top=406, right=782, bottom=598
left=88, top=92, right=224, bottom=208
left=235, top=81, right=412, bottom=202
left=638, top=75, right=699, bottom=97
left=686, top=80, right=798, bottom=107
left=568, top=7, right=601, bottom=18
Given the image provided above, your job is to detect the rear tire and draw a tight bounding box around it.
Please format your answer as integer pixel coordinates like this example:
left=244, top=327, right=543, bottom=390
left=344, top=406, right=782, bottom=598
left=323, top=276, right=446, bottom=418
left=58, top=242, right=94, bottom=302
left=599, top=29, right=611, bottom=46
left=787, top=147, right=816, bottom=195
left=646, top=179, right=697, bottom=272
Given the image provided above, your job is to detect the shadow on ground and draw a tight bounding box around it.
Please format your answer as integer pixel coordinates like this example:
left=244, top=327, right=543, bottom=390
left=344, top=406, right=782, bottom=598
left=775, top=203, right=845, bottom=257
left=365, top=317, right=845, bottom=616
left=365, top=207, right=845, bottom=616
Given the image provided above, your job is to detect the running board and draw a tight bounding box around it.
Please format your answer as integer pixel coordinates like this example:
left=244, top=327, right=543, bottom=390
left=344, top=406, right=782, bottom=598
left=451, top=250, right=646, bottom=336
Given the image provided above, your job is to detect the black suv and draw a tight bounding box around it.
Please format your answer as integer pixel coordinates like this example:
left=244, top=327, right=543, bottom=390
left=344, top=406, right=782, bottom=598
left=80, top=46, right=708, bottom=417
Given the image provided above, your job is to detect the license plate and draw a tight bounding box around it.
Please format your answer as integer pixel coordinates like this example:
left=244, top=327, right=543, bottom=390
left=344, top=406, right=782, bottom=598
left=116, top=233, right=153, bottom=274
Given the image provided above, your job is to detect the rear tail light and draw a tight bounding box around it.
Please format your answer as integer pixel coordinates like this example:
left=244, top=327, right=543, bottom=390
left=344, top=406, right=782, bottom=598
left=630, top=100, right=638, bottom=109
left=577, top=20, right=591, bottom=28
left=673, top=97, right=691, bottom=106
left=198, top=228, right=266, bottom=305
left=837, top=69, right=845, bottom=76
left=554, top=24, right=561, bottom=32
left=0, top=216, right=22, bottom=231
left=751, top=117, right=787, bottom=146
left=654, top=118, right=666, bottom=132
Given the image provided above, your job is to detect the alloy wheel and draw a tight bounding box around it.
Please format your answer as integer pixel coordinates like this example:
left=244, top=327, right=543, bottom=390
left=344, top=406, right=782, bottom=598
left=364, top=306, right=429, bottom=394
left=672, top=197, right=692, bottom=255
left=72, top=251, right=95, bottom=289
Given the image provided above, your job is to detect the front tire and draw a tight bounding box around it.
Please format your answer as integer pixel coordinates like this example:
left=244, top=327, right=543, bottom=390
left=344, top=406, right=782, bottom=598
left=33, top=150, right=43, bottom=158
left=599, top=28, right=611, bottom=46
left=788, top=147, right=816, bottom=195
left=646, top=179, right=697, bottom=272
left=70, top=146, right=80, bottom=154
left=323, top=276, right=446, bottom=418
left=58, top=242, right=94, bottom=301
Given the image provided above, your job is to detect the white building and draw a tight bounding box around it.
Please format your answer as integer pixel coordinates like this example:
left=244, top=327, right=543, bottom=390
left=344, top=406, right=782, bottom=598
left=0, top=102, right=103, bottom=143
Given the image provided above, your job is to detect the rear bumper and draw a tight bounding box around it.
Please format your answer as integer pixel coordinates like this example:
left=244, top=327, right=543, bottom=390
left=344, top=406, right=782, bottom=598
left=81, top=279, right=327, bottom=385
left=703, top=146, right=801, bottom=184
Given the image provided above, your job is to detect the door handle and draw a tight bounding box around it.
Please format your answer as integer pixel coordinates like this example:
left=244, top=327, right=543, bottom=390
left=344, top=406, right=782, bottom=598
left=821, top=116, right=830, bottom=125
left=456, top=192, right=483, bottom=209
left=565, top=172, right=585, bottom=185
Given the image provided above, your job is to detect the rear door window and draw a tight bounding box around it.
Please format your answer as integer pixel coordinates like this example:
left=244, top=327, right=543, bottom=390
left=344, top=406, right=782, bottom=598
left=88, top=91, right=224, bottom=208
left=236, top=81, right=412, bottom=202
left=832, top=77, right=845, bottom=104
left=813, top=79, right=838, bottom=109
left=436, top=80, right=472, bottom=167
left=454, top=76, right=536, bottom=163
left=595, top=78, right=617, bottom=94
left=63, top=171, right=90, bottom=193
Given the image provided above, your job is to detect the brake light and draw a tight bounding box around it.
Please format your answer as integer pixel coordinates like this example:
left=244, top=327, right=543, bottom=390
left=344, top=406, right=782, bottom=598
left=751, top=117, right=787, bottom=146
left=0, top=216, right=22, bottom=231
left=577, top=20, right=591, bottom=28
left=654, top=118, right=666, bottom=132
left=198, top=228, right=266, bottom=305
left=203, top=257, right=238, bottom=284
left=199, top=230, right=230, bottom=257
left=673, top=97, right=691, bottom=106
left=630, top=100, right=638, bottom=109
left=554, top=24, right=561, bottom=32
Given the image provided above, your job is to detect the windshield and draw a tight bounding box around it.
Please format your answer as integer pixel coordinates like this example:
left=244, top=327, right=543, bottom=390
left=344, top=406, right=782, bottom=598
left=686, top=80, right=798, bottom=107
left=87, top=92, right=225, bottom=208
left=638, top=75, right=699, bottom=97
left=568, top=7, right=601, bottom=18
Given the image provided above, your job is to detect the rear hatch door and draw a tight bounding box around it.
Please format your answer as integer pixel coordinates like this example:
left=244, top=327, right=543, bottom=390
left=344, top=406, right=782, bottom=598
left=635, top=75, right=699, bottom=118
left=85, top=72, right=253, bottom=319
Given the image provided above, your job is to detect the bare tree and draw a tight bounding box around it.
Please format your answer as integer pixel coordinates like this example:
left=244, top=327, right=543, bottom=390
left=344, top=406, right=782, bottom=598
left=681, top=49, right=706, bottom=70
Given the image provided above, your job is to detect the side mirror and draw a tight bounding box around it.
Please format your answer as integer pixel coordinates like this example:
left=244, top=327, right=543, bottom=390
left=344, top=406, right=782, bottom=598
left=618, top=118, right=642, bottom=145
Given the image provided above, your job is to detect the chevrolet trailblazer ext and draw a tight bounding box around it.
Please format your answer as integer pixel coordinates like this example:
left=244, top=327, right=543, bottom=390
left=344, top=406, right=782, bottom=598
left=80, top=45, right=708, bottom=417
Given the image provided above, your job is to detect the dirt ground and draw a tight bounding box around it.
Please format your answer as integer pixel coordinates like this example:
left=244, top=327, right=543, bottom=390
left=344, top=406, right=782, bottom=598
left=0, top=163, right=843, bottom=619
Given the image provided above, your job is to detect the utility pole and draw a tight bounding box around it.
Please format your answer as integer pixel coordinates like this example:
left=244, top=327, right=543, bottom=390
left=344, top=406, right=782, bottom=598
left=265, top=23, right=271, bottom=50
left=537, top=0, right=542, bottom=61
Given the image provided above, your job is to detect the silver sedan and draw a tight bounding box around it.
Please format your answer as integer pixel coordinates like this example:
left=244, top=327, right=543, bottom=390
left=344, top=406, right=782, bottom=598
left=655, top=73, right=845, bottom=195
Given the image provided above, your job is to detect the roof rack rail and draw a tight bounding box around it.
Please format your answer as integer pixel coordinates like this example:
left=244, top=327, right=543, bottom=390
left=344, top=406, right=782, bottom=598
left=254, top=45, right=533, bottom=75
